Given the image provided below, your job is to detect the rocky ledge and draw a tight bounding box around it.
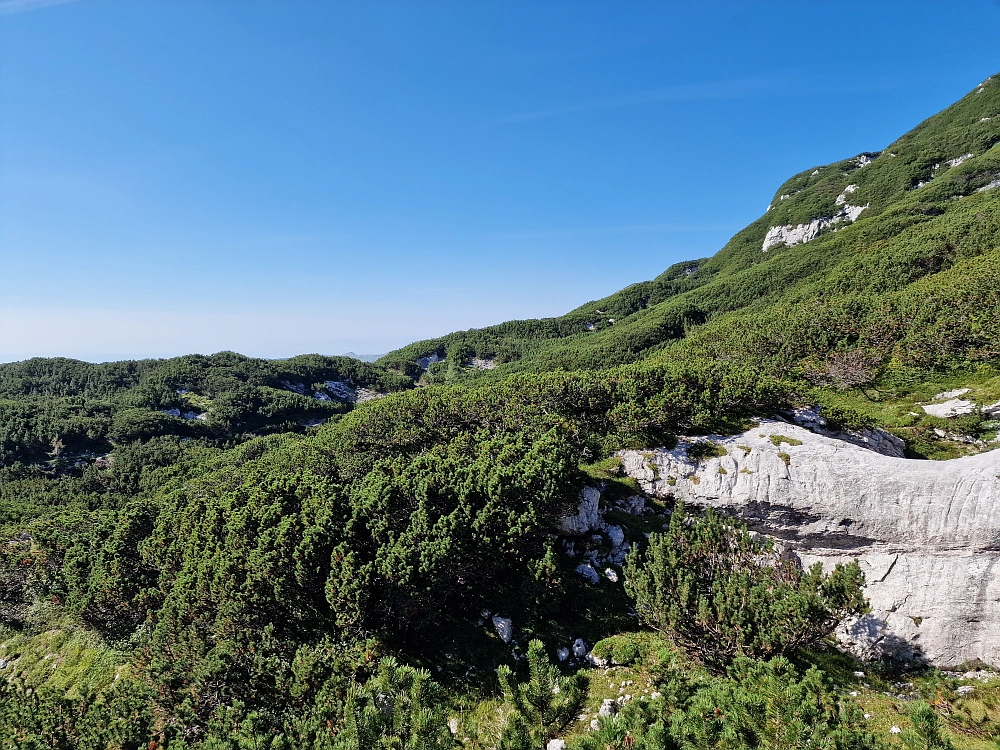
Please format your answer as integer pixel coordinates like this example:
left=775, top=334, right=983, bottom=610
left=617, top=421, right=1000, bottom=667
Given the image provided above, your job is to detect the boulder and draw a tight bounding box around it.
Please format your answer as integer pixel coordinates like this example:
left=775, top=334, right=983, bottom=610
left=921, top=399, right=976, bottom=418
left=575, top=563, right=600, bottom=584
left=606, top=525, right=625, bottom=547
left=559, top=486, right=602, bottom=535
left=619, top=421, right=1000, bottom=666
left=491, top=615, right=514, bottom=644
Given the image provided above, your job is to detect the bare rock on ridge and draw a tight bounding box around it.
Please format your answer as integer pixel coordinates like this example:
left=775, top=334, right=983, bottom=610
left=788, top=407, right=906, bottom=458
left=619, top=421, right=1000, bottom=667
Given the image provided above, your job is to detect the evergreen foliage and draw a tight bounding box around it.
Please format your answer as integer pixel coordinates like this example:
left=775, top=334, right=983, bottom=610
left=495, top=640, right=588, bottom=749
left=0, top=678, right=154, bottom=750
left=0, top=352, right=410, bottom=464
left=335, top=658, right=457, bottom=750
left=901, top=701, right=955, bottom=750
left=577, top=656, right=883, bottom=750
left=624, top=504, right=868, bottom=666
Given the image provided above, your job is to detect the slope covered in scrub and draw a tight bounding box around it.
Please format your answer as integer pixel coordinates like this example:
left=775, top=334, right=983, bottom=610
left=382, top=74, right=1000, bottom=387
left=1, top=75, right=999, bottom=748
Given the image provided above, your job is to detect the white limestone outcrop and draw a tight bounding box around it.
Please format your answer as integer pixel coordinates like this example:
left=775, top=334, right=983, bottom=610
left=788, top=407, right=905, bottom=458
left=324, top=380, right=356, bottom=401
left=946, top=153, right=974, bottom=168
left=559, top=486, right=601, bottom=535
left=762, top=219, right=829, bottom=252
left=416, top=352, right=443, bottom=370
left=559, top=486, right=634, bottom=581
left=618, top=422, right=1000, bottom=667
left=762, top=196, right=869, bottom=252
left=836, top=184, right=858, bottom=204
left=922, top=399, right=977, bottom=418
left=935, top=388, right=972, bottom=400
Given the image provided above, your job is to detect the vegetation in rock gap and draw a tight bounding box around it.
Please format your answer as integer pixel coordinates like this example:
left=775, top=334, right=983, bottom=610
left=494, top=640, right=588, bottom=749
left=624, top=504, right=869, bottom=667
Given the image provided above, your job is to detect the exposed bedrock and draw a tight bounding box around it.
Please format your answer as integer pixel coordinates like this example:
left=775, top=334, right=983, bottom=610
left=618, top=421, right=1000, bottom=667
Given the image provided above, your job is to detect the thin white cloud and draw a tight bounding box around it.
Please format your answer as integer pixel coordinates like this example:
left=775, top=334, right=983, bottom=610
left=0, top=0, right=80, bottom=15
left=498, top=76, right=778, bottom=124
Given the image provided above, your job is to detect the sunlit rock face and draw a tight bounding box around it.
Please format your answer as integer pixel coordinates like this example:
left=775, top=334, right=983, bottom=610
left=619, top=421, right=1000, bottom=667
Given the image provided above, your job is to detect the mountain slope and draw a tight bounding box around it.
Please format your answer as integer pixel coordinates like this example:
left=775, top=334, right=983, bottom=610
left=3, top=74, right=1000, bottom=748
left=381, top=73, right=1000, bottom=385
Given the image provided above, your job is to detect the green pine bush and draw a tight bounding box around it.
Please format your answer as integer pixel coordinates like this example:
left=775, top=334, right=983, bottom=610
left=624, top=503, right=868, bottom=666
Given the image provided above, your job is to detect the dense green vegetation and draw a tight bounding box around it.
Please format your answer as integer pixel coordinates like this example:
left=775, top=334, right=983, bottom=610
left=2, top=76, right=999, bottom=748
left=0, top=352, right=410, bottom=465
left=624, top=504, right=868, bottom=667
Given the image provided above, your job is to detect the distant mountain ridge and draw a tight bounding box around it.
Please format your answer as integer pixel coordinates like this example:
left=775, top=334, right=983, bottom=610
left=342, top=352, right=385, bottom=363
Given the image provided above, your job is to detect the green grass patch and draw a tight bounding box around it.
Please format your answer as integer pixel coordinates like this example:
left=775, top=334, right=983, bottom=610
left=686, top=440, right=727, bottom=461
left=0, top=606, right=128, bottom=699
left=769, top=434, right=803, bottom=447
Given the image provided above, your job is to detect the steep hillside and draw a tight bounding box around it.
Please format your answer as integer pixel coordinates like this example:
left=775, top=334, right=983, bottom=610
left=382, top=74, right=1000, bottom=386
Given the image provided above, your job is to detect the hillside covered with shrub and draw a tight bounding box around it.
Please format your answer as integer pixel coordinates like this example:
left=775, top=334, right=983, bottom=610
left=1, top=76, right=999, bottom=749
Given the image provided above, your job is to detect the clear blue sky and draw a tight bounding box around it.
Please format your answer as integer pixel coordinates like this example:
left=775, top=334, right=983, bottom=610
left=2, top=0, right=999, bottom=362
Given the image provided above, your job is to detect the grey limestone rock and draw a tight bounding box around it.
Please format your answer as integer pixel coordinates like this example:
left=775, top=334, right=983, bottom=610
left=606, top=525, right=625, bottom=547
left=492, top=615, right=514, bottom=644
left=922, top=399, right=977, bottom=418
left=575, top=563, right=600, bottom=584
left=619, top=421, right=1000, bottom=666
left=559, top=486, right=602, bottom=536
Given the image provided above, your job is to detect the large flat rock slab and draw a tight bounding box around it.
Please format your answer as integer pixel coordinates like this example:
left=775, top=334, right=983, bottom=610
left=619, top=421, right=1000, bottom=666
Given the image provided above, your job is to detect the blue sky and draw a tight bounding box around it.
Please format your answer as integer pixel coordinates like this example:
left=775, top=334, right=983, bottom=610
left=2, top=0, right=999, bottom=362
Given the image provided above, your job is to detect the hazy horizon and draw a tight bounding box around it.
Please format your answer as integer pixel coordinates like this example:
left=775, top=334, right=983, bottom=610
left=3, top=0, right=1000, bottom=362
